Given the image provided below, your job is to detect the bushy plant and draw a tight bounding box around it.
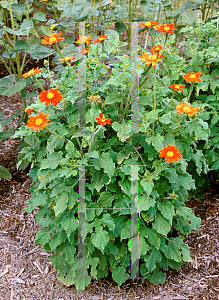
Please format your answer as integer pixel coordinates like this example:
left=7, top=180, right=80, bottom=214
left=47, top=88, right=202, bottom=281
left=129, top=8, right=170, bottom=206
left=13, top=24, right=209, bottom=292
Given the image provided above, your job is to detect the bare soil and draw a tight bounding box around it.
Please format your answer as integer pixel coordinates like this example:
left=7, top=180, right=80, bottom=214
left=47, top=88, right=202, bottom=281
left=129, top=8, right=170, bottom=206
left=0, top=60, right=219, bottom=300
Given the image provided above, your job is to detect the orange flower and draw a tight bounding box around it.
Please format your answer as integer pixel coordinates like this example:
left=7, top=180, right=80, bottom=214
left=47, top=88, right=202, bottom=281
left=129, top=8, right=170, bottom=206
left=151, top=45, right=163, bottom=53
left=27, top=112, right=51, bottom=131
left=22, top=67, right=41, bottom=79
left=79, top=48, right=89, bottom=55
left=154, top=24, right=177, bottom=34
left=182, top=72, right=202, bottom=83
left=94, top=34, right=108, bottom=43
left=58, top=56, right=76, bottom=61
left=41, top=32, right=65, bottom=45
left=139, top=51, right=164, bottom=67
left=169, top=84, right=185, bottom=92
left=95, top=112, right=112, bottom=126
left=176, top=101, right=199, bottom=116
left=39, top=89, right=62, bottom=106
left=25, top=107, right=34, bottom=114
left=75, top=36, right=93, bottom=47
left=159, top=145, right=182, bottom=163
left=139, top=21, right=157, bottom=28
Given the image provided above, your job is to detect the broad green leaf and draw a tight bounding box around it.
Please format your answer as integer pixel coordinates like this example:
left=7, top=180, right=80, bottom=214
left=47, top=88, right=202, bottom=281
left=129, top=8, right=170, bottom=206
left=97, top=191, right=114, bottom=207
left=139, top=194, right=155, bottom=211
left=92, top=152, right=115, bottom=178
left=0, top=78, right=26, bottom=97
left=41, top=152, right=63, bottom=169
left=28, top=44, right=55, bottom=59
left=33, top=12, right=47, bottom=21
left=121, top=220, right=138, bottom=240
left=54, top=192, right=68, bottom=217
left=145, top=248, right=162, bottom=272
left=157, top=201, right=175, bottom=225
left=162, top=240, right=182, bottom=262
left=118, top=179, right=131, bottom=196
left=14, top=40, right=31, bottom=50
left=146, top=109, right=164, bottom=122
left=111, top=266, right=129, bottom=287
left=47, top=135, right=64, bottom=153
left=148, top=270, right=166, bottom=285
left=0, top=126, right=13, bottom=141
left=181, top=244, right=192, bottom=262
left=145, top=228, right=160, bottom=250
left=173, top=173, right=195, bottom=191
left=0, top=165, right=12, bottom=179
left=11, top=3, right=26, bottom=13
left=139, top=236, right=150, bottom=257
left=35, top=229, right=52, bottom=245
left=65, top=140, right=80, bottom=158
left=151, top=135, right=164, bottom=152
left=159, top=112, right=172, bottom=124
left=112, top=121, right=132, bottom=142
left=100, top=213, right=115, bottom=231
left=181, top=11, right=196, bottom=25
left=49, top=230, right=67, bottom=251
left=91, top=169, right=104, bottom=192
left=193, top=150, right=204, bottom=175
left=60, top=213, right=79, bottom=239
left=40, top=25, right=54, bottom=37
left=91, top=227, right=109, bottom=254
left=0, top=110, right=11, bottom=127
left=140, top=180, right=154, bottom=196
left=104, top=91, right=122, bottom=105
left=67, top=189, right=78, bottom=210
left=153, top=213, right=171, bottom=236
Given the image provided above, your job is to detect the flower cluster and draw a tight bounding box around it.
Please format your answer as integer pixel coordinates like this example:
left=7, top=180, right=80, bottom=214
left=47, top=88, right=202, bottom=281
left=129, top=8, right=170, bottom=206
left=41, top=32, right=64, bottom=45
left=22, top=67, right=41, bottom=79
left=39, top=89, right=62, bottom=106
left=139, top=21, right=177, bottom=34
left=27, top=112, right=51, bottom=131
left=169, top=84, right=185, bottom=92
left=140, top=46, right=164, bottom=67
left=58, top=56, right=76, bottom=62
left=183, top=72, right=202, bottom=83
left=159, top=145, right=182, bottom=163
left=176, top=101, right=199, bottom=116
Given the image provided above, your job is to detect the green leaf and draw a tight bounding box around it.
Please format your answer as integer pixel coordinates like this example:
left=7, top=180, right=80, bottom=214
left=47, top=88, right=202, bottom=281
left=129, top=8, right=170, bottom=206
left=118, top=179, right=131, bottom=196
left=101, top=213, right=115, bottom=231
left=159, top=112, right=172, bottom=124
left=157, top=201, right=175, bottom=225
left=140, top=180, right=154, bottom=197
left=181, top=11, right=196, bottom=25
left=112, top=121, right=132, bottom=142
left=97, top=191, right=114, bottom=207
left=146, top=109, right=164, bottom=122
left=0, top=77, right=26, bottom=97
left=0, top=165, right=12, bottom=179
left=173, top=173, right=195, bottom=191
left=91, top=227, right=109, bottom=254
left=54, top=192, right=68, bottom=217
left=141, top=0, right=156, bottom=15
left=181, top=244, right=192, bottom=262
left=111, top=266, right=129, bottom=287
left=104, top=91, right=122, bottom=105
left=41, top=152, right=63, bottom=169
left=40, top=25, right=54, bottom=37
left=14, top=40, right=31, bottom=50
left=11, top=3, right=26, bottom=13
left=145, top=248, right=162, bottom=272
left=115, top=21, right=127, bottom=33
left=139, top=194, right=155, bottom=211
left=28, top=44, right=55, bottom=59
left=92, top=152, right=115, bottom=178
left=0, top=126, right=13, bottom=141
left=139, top=236, right=150, bottom=257
left=60, top=213, right=79, bottom=239
left=0, top=110, right=11, bottom=127
left=49, top=230, right=67, bottom=251
left=35, top=229, right=52, bottom=245
left=33, top=12, right=47, bottom=21
left=162, top=240, right=182, bottom=262
left=145, top=228, right=160, bottom=250
left=148, top=270, right=166, bottom=285
left=47, top=135, right=64, bottom=154
left=67, top=189, right=78, bottom=210
left=153, top=213, right=171, bottom=236
left=65, top=140, right=80, bottom=158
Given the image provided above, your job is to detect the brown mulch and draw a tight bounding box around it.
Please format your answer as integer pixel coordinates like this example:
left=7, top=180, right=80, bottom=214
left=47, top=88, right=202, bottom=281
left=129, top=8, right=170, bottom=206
left=0, top=65, right=219, bottom=300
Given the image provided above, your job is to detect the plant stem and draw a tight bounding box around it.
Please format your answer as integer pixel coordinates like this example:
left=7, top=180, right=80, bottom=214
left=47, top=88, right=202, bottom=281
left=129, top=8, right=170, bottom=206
left=76, top=137, right=83, bottom=158
left=128, top=140, right=147, bottom=172
left=53, top=44, right=79, bottom=77
left=152, top=68, right=156, bottom=136
left=96, top=0, right=102, bottom=33
left=33, top=76, right=44, bottom=91
left=44, top=127, right=67, bottom=142
left=144, top=29, right=150, bottom=49
left=187, top=82, right=194, bottom=102
left=164, top=115, right=186, bottom=139
left=0, top=57, right=16, bottom=83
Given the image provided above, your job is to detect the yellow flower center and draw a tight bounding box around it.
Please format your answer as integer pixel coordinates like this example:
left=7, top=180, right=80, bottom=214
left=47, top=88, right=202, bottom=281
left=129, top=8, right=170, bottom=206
left=167, top=151, right=174, bottom=157
left=145, top=22, right=151, bottom=26
left=174, top=84, right=180, bottom=89
left=189, top=74, right=196, bottom=79
left=100, top=118, right=106, bottom=122
left=148, top=55, right=157, bottom=61
left=47, top=92, right=54, bottom=99
left=65, top=57, right=70, bottom=60
left=164, top=26, right=170, bottom=31
left=49, top=36, right=57, bottom=43
left=36, top=118, right=43, bottom=125
left=183, top=107, right=191, bottom=113
left=99, top=37, right=105, bottom=41
left=28, top=69, right=35, bottom=76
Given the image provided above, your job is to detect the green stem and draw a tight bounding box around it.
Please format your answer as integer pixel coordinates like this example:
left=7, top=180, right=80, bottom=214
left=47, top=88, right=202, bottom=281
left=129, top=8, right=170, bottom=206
left=52, top=1, right=61, bottom=26
left=164, top=115, right=186, bottom=139
left=76, top=137, right=83, bottom=158
left=0, top=57, right=16, bottom=83
left=53, top=44, right=79, bottom=77
left=128, top=140, right=147, bottom=173
left=152, top=68, right=156, bottom=136
left=187, top=82, right=194, bottom=103
left=96, top=0, right=102, bottom=32
left=144, top=29, right=150, bottom=49
left=44, top=127, right=67, bottom=142
left=33, top=76, right=44, bottom=91
left=127, top=0, right=132, bottom=50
